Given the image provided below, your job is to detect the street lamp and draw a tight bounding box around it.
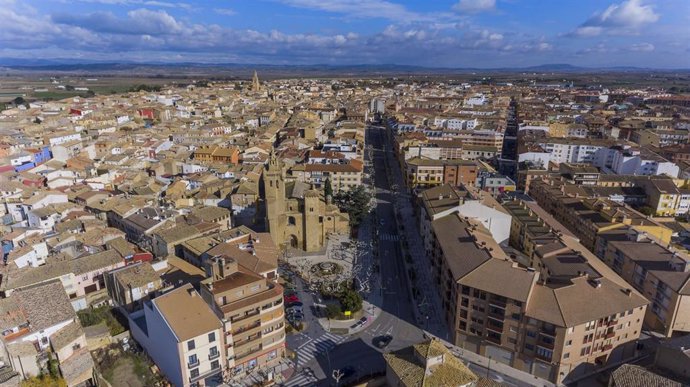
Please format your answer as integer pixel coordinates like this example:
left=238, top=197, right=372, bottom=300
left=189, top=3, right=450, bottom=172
left=486, top=355, right=492, bottom=379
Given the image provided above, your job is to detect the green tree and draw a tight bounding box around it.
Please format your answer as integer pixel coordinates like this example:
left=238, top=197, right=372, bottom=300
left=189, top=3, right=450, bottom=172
left=339, top=288, right=362, bottom=313
left=13, top=97, right=25, bottom=105
left=64, top=85, right=75, bottom=91
left=333, top=185, right=371, bottom=228
left=324, top=178, right=333, bottom=198
left=325, top=304, right=341, bottom=318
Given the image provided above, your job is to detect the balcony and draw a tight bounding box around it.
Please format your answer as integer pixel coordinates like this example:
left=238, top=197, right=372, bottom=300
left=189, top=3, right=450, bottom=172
left=209, top=351, right=220, bottom=360
left=188, top=358, right=199, bottom=369
left=602, top=344, right=613, bottom=352
left=235, top=345, right=263, bottom=361
left=189, top=366, right=222, bottom=384
left=234, top=333, right=262, bottom=351
left=232, top=320, right=261, bottom=335
left=607, top=319, right=618, bottom=327
left=488, top=310, right=504, bottom=320
left=230, top=309, right=260, bottom=324
left=537, top=340, right=554, bottom=350
left=489, top=299, right=507, bottom=309
left=540, top=329, right=556, bottom=338
left=535, top=352, right=552, bottom=362
left=605, top=332, right=615, bottom=339
left=486, top=334, right=502, bottom=345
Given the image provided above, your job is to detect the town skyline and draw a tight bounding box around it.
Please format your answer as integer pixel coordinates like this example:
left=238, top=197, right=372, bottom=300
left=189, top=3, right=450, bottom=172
left=2, top=0, right=689, bottom=69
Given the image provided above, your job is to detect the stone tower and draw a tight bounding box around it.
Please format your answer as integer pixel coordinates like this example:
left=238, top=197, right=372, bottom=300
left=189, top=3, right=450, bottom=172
left=303, top=185, right=322, bottom=252
left=263, top=150, right=286, bottom=246
left=251, top=70, right=261, bottom=92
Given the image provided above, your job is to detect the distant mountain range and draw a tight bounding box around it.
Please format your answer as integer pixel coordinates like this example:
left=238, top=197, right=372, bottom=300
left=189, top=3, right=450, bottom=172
left=0, top=59, right=686, bottom=74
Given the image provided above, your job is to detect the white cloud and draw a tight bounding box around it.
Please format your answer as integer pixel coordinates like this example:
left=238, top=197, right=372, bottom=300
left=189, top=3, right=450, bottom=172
left=573, top=26, right=603, bottom=37
left=629, top=42, right=654, bottom=51
left=275, top=0, right=420, bottom=21
left=453, top=0, right=496, bottom=13
left=574, top=0, right=659, bottom=37
left=214, top=8, right=236, bottom=16
left=67, top=0, right=192, bottom=9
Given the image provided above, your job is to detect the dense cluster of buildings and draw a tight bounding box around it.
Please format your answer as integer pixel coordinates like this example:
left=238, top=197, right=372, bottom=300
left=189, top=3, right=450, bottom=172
left=0, top=74, right=371, bottom=386
left=1, top=73, right=689, bottom=387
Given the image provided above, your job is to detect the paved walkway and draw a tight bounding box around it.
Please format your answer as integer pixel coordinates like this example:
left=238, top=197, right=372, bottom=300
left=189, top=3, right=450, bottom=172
left=315, top=159, right=385, bottom=335
left=381, top=137, right=448, bottom=338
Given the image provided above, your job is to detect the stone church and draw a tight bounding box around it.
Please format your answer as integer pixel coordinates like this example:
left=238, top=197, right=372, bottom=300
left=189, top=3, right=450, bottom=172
left=261, top=152, right=349, bottom=252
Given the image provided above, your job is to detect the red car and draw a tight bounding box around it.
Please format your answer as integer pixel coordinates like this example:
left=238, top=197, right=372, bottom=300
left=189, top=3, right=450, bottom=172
left=284, top=295, right=300, bottom=303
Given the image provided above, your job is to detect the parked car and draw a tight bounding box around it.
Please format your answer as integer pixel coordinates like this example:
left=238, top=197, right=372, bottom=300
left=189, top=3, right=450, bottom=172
left=350, top=316, right=368, bottom=329
left=373, top=335, right=393, bottom=348
left=284, top=295, right=300, bottom=303
left=286, top=301, right=303, bottom=308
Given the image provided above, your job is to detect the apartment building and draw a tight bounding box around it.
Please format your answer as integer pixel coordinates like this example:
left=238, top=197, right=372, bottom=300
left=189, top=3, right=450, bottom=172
left=193, top=145, right=240, bottom=165
left=130, top=284, right=225, bottom=387
left=405, top=158, right=479, bottom=189
left=528, top=178, right=672, bottom=251
left=601, top=236, right=690, bottom=337
left=536, top=138, right=619, bottom=165
left=289, top=160, right=363, bottom=192
left=199, top=256, right=285, bottom=377
left=636, top=177, right=690, bottom=216
left=428, top=210, right=647, bottom=384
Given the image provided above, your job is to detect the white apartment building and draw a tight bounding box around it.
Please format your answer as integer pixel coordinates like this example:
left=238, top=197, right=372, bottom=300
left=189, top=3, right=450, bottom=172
left=593, top=147, right=680, bottom=177
left=130, top=284, right=225, bottom=387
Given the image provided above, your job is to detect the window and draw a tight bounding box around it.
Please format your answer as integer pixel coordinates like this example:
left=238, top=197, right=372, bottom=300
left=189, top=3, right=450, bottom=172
left=536, top=347, right=553, bottom=359
left=526, top=330, right=537, bottom=338
left=187, top=340, right=195, bottom=351
left=563, top=353, right=570, bottom=359
left=188, top=354, right=198, bottom=366
left=208, top=332, right=216, bottom=343
left=580, top=346, right=591, bottom=356
left=209, top=346, right=219, bottom=358
left=211, top=360, right=220, bottom=369
left=565, top=340, right=572, bottom=347
left=525, top=343, right=535, bottom=351
left=190, top=368, right=199, bottom=378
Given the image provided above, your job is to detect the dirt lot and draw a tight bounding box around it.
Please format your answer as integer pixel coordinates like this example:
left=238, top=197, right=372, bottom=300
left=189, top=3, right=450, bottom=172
left=108, top=358, right=146, bottom=387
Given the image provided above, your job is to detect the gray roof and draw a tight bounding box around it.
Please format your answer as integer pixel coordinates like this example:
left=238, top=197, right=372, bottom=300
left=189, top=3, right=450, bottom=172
left=610, top=364, right=682, bottom=387
left=15, top=280, right=75, bottom=331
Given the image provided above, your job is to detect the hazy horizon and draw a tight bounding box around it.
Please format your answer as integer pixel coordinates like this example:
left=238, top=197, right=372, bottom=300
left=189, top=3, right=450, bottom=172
left=2, top=0, right=689, bottom=69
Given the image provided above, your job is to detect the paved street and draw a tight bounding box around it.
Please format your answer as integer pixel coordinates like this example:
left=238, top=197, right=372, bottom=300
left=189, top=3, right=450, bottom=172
left=281, top=126, right=551, bottom=387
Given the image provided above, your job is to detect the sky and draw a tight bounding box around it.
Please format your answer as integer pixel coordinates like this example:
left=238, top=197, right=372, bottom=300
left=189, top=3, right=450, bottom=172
left=1, top=0, right=689, bottom=68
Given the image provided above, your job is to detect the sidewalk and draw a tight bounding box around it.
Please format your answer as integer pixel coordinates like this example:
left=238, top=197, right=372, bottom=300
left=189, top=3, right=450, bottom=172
left=381, top=137, right=448, bottom=338
left=316, top=146, right=384, bottom=335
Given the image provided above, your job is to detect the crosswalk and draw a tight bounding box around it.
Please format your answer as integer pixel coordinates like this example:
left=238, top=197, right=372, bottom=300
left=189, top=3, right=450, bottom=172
left=378, top=233, right=399, bottom=241
left=283, top=372, right=317, bottom=387
left=283, top=332, right=346, bottom=387
left=295, top=332, right=346, bottom=368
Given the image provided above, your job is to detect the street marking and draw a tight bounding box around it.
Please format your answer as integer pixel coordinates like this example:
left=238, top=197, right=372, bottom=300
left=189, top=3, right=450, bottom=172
left=283, top=373, right=317, bottom=387
left=294, top=333, right=347, bottom=368
left=297, top=338, right=313, bottom=350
